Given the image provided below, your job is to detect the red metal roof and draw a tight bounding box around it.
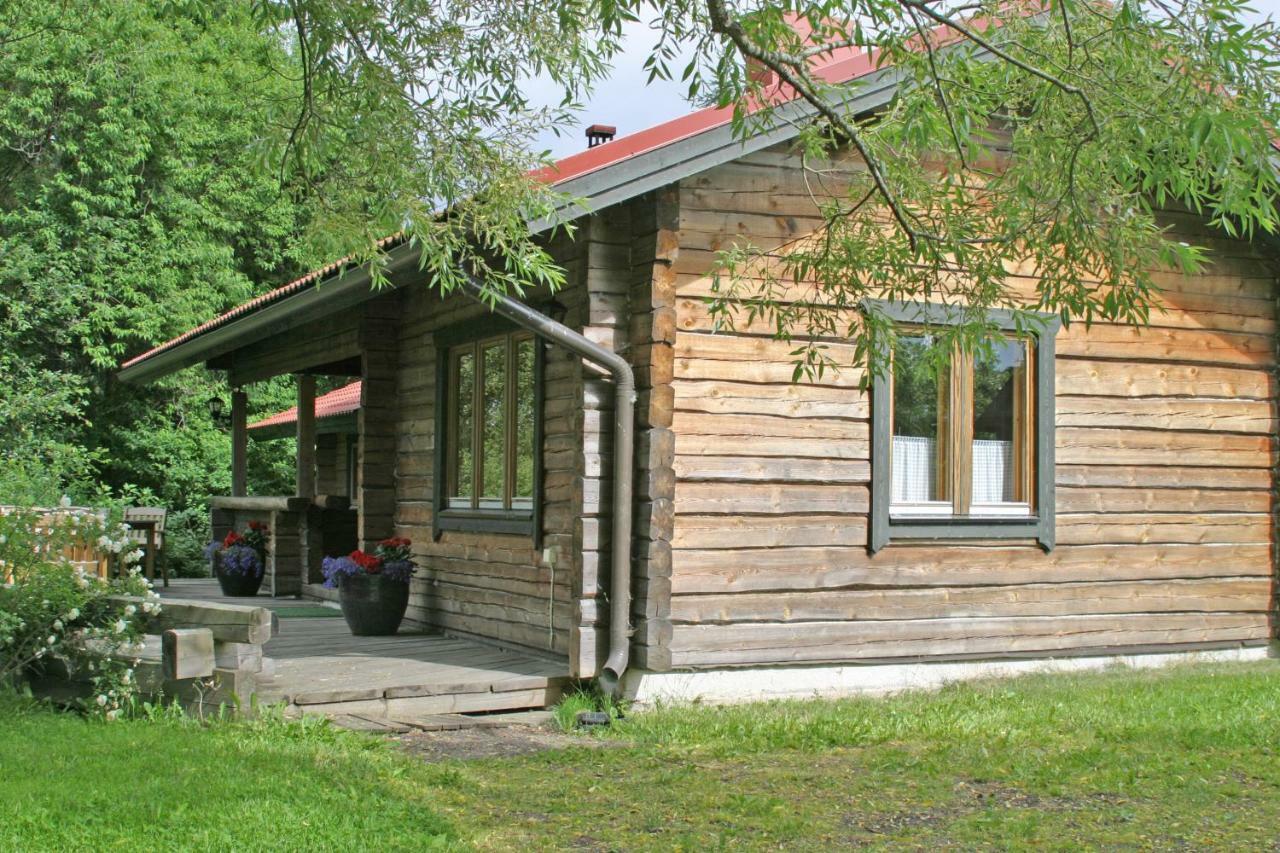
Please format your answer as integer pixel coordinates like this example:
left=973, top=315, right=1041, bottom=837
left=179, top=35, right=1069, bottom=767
left=248, top=380, right=362, bottom=431
left=533, top=33, right=877, bottom=186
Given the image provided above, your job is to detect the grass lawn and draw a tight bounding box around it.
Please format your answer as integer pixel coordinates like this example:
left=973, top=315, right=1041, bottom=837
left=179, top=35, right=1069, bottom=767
left=4, top=661, right=1280, bottom=850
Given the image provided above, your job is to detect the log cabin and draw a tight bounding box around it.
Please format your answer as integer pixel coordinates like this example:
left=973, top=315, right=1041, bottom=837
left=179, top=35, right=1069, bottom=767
left=118, top=43, right=1279, bottom=704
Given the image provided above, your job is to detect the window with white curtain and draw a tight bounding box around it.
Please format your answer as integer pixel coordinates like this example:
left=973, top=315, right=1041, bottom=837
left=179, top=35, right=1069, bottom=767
left=868, top=301, right=1058, bottom=553
left=889, top=333, right=1035, bottom=519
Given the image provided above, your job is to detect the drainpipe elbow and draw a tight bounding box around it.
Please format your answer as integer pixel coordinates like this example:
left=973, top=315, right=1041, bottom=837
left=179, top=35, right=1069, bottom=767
left=599, top=645, right=629, bottom=698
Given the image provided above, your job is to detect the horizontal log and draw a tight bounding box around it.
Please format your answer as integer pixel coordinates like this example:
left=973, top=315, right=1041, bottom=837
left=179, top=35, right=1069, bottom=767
left=673, top=455, right=870, bottom=484
left=1055, top=324, right=1274, bottom=367
left=674, top=482, right=870, bottom=515
left=676, top=282, right=1279, bottom=338
left=1056, top=360, right=1273, bottom=399
left=126, top=597, right=274, bottom=645
left=674, top=514, right=868, bottom=549
left=1055, top=464, right=1271, bottom=490
left=672, top=411, right=869, bottom=440
left=669, top=613, right=1270, bottom=666
left=668, top=542, right=1273, bottom=594
left=670, top=578, right=1272, bottom=625
left=1054, top=396, right=1276, bottom=434
left=1055, top=487, right=1272, bottom=514
left=1055, top=427, right=1274, bottom=468
left=675, top=356, right=865, bottom=386
left=1056, top=512, right=1270, bottom=545
left=676, top=433, right=869, bottom=459
left=674, top=379, right=868, bottom=420
left=209, top=495, right=309, bottom=512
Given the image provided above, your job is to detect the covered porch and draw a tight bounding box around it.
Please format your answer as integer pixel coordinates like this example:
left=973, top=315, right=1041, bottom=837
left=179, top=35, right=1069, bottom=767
left=160, top=579, right=567, bottom=718
left=207, top=297, right=396, bottom=599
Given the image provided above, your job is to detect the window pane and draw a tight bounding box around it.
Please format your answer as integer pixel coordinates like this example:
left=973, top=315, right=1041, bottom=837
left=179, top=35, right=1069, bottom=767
left=513, top=337, right=536, bottom=507
left=480, top=341, right=506, bottom=508
left=451, top=349, right=474, bottom=505
left=892, top=335, right=948, bottom=508
left=972, top=338, right=1029, bottom=507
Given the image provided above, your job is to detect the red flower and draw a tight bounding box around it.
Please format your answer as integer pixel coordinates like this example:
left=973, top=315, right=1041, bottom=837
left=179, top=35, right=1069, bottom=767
left=223, top=531, right=243, bottom=547
left=378, top=537, right=411, bottom=548
left=349, top=549, right=383, bottom=573
left=248, top=521, right=269, bottom=532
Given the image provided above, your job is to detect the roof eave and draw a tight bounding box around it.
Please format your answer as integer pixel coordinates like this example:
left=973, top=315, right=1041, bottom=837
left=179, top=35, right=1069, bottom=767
left=119, top=242, right=420, bottom=384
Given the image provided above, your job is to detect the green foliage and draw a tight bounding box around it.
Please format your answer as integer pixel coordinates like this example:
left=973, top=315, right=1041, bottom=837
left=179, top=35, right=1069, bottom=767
left=0, top=1, right=312, bottom=518
left=552, top=683, right=629, bottom=731
left=246, top=0, right=1277, bottom=380
left=247, top=0, right=623, bottom=295
left=0, top=506, right=157, bottom=717
left=650, top=0, right=1280, bottom=374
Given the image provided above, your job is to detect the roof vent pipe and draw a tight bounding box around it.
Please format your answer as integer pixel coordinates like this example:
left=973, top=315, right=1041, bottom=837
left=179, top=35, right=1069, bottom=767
left=457, top=275, right=636, bottom=697
left=586, top=124, right=616, bottom=148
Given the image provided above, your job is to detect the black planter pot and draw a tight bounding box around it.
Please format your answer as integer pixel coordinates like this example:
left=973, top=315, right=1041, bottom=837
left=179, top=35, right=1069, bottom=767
left=213, top=554, right=265, bottom=598
left=338, top=573, right=410, bottom=636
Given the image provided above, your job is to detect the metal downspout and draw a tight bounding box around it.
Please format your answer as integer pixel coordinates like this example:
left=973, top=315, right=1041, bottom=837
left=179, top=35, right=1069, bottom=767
left=458, top=277, right=636, bottom=696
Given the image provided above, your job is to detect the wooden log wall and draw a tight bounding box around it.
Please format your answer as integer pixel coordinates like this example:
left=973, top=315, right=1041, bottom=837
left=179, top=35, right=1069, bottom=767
left=357, top=296, right=400, bottom=549
left=662, top=141, right=1278, bottom=669
left=316, top=434, right=340, bottom=495
left=390, top=241, right=585, bottom=656
left=569, top=191, right=681, bottom=675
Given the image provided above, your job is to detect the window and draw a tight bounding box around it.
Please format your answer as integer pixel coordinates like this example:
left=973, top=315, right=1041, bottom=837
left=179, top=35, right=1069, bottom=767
left=868, top=301, right=1057, bottom=553
left=433, top=320, right=543, bottom=538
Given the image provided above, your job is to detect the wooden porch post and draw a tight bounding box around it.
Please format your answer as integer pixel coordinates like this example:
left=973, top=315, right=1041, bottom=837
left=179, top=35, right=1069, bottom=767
left=296, top=375, right=316, bottom=499
left=230, top=389, right=248, bottom=497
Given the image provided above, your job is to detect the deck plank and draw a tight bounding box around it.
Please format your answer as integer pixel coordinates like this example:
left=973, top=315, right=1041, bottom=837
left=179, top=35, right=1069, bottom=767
left=161, top=579, right=568, bottom=715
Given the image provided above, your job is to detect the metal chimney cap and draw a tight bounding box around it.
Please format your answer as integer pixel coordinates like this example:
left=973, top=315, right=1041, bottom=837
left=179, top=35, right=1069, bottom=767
left=585, top=124, right=617, bottom=147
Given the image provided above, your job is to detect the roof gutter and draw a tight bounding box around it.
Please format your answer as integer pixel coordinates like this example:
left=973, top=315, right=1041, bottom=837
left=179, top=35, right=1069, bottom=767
left=457, top=276, right=636, bottom=697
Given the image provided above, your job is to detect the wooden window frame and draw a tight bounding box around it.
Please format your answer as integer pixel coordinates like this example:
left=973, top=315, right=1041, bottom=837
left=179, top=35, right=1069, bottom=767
left=432, top=316, right=544, bottom=543
left=866, top=300, right=1059, bottom=554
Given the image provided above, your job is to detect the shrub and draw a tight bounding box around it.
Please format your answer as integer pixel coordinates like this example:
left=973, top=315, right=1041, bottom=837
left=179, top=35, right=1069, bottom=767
left=158, top=505, right=213, bottom=579
left=0, top=504, right=159, bottom=718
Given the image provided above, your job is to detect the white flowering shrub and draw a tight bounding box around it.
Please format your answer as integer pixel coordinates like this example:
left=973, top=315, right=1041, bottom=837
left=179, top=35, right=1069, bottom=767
left=0, top=504, right=159, bottom=718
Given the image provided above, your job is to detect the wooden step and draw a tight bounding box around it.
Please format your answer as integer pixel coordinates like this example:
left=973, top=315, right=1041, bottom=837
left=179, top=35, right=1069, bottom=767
left=278, top=675, right=568, bottom=719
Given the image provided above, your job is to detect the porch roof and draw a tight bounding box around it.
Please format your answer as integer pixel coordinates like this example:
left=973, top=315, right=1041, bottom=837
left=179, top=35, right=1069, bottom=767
left=248, top=380, right=362, bottom=440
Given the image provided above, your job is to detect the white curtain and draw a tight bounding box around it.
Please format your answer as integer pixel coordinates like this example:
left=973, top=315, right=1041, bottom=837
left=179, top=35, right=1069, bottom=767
left=893, top=436, right=1014, bottom=505
left=971, top=439, right=1014, bottom=504
left=891, top=436, right=936, bottom=503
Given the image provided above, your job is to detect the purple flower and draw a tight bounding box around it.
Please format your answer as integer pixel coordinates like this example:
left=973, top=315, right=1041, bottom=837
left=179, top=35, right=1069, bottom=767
left=321, top=555, right=414, bottom=588
left=381, top=559, right=415, bottom=584
left=320, top=555, right=360, bottom=589
left=209, top=542, right=263, bottom=577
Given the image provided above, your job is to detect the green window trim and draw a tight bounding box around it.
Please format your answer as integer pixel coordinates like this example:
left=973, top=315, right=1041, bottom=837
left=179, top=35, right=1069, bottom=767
left=432, top=315, right=545, bottom=545
left=865, top=300, right=1059, bottom=554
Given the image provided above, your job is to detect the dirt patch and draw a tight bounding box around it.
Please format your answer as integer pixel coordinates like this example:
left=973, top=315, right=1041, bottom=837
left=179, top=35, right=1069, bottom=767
left=847, top=778, right=1133, bottom=838
left=392, top=725, right=618, bottom=762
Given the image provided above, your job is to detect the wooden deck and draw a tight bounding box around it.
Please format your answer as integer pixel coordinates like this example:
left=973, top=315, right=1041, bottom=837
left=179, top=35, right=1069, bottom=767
left=160, top=579, right=569, bottom=718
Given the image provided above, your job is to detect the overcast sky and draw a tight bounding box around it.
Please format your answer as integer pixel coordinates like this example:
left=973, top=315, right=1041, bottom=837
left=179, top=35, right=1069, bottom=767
left=529, top=0, right=1280, bottom=160
left=527, top=19, right=696, bottom=159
